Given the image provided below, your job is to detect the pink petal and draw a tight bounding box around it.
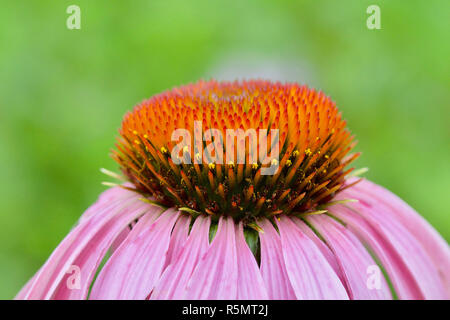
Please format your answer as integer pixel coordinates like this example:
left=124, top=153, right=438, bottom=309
left=277, top=216, right=349, bottom=300
left=235, top=222, right=268, bottom=299
left=15, top=272, right=39, bottom=300
left=182, top=216, right=238, bottom=299
left=259, top=219, right=296, bottom=299
left=334, top=181, right=448, bottom=299
left=23, top=195, right=143, bottom=299
left=80, top=186, right=139, bottom=222
left=331, top=204, right=423, bottom=299
left=151, top=215, right=211, bottom=299
left=291, top=218, right=345, bottom=286
left=110, top=226, right=132, bottom=254
left=89, top=208, right=180, bottom=300
left=164, top=214, right=191, bottom=268
left=341, top=178, right=450, bottom=294
left=307, top=215, right=392, bottom=299
left=52, top=203, right=160, bottom=299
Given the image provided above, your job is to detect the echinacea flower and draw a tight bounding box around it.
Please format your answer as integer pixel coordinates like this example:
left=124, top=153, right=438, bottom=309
left=17, top=80, right=449, bottom=300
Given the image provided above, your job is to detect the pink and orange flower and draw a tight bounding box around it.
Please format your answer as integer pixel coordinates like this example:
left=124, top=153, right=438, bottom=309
left=17, top=80, right=449, bottom=300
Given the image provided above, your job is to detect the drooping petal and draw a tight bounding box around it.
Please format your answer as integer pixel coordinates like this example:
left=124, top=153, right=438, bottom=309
left=277, top=216, right=349, bottom=300
left=80, top=186, right=139, bottom=222
left=182, top=216, right=238, bottom=299
left=15, top=272, right=39, bottom=300
left=259, top=219, right=296, bottom=299
left=235, top=222, right=268, bottom=299
left=291, top=218, right=345, bottom=286
left=331, top=204, right=422, bottom=299
left=340, top=178, right=450, bottom=294
left=151, top=215, right=211, bottom=299
left=23, top=195, right=143, bottom=300
left=306, top=215, right=392, bottom=299
left=53, top=202, right=159, bottom=299
left=333, top=181, right=448, bottom=299
left=89, top=208, right=180, bottom=300
left=164, top=214, right=191, bottom=268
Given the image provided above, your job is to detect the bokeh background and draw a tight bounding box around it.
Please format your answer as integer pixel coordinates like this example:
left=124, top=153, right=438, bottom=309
left=0, top=0, right=448, bottom=299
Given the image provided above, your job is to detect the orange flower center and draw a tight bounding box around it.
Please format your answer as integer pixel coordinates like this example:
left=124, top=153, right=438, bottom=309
left=113, top=80, right=358, bottom=225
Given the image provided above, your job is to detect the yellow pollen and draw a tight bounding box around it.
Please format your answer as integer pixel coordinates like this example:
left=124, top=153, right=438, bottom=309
left=292, top=150, right=299, bottom=157
left=160, top=147, right=168, bottom=154
left=305, top=148, right=312, bottom=156
left=208, top=163, right=215, bottom=170
left=286, top=160, right=292, bottom=167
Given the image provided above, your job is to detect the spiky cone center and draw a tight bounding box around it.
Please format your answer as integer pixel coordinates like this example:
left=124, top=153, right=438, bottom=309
left=113, top=80, right=359, bottom=226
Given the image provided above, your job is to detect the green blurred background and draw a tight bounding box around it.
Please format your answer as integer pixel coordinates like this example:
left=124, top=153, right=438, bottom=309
left=0, top=0, right=448, bottom=299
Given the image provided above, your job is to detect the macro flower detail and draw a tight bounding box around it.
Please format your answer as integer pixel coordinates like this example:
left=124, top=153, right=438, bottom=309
left=17, top=80, right=449, bottom=300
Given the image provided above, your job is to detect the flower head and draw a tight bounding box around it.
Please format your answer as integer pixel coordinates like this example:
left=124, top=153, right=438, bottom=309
left=17, top=80, right=449, bottom=300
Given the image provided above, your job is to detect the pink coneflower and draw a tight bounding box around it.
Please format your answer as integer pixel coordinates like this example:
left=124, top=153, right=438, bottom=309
left=17, top=80, right=449, bottom=300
